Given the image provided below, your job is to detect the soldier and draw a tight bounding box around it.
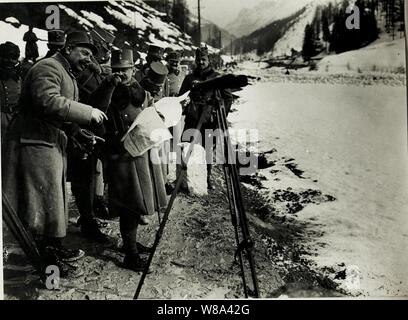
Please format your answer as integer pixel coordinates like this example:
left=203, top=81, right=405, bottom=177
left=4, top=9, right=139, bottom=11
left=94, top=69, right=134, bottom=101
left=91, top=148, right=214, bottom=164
left=66, top=29, right=115, bottom=240
left=23, top=25, right=39, bottom=62
left=44, top=29, right=66, bottom=59
left=179, top=46, right=233, bottom=190
left=140, top=61, right=169, bottom=102
left=0, top=42, right=22, bottom=142
left=165, top=51, right=186, bottom=152
left=89, top=49, right=167, bottom=272
left=2, top=31, right=107, bottom=277
left=166, top=51, right=184, bottom=97
left=139, top=62, right=172, bottom=191
left=135, top=44, right=164, bottom=83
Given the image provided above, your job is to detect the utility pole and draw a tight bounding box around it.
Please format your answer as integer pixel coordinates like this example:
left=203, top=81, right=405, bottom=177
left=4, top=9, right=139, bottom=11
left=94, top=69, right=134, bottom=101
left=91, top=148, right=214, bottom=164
left=198, top=0, right=202, bottom=45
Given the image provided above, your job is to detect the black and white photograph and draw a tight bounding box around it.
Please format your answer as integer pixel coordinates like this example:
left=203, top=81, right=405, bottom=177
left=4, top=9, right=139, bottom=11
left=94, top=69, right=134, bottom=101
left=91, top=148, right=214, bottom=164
left=0, top=0, right=407, bottom=301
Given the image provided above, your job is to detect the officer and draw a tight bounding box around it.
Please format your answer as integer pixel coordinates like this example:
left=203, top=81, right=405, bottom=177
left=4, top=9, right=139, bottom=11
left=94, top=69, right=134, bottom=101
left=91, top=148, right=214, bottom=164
left=67, top=30, right=116, bottom=242
left=44, top=29, right=66, bottom=59
left=179, top=46, right=233, bottom=190
left=140, top=61, right=169, bottom=102
left=135, top=44, right=164, bottom=83
left=2, top=31, right=107, bottom=278
left=0, top=41, right=22, bottom=142
left=166, top=51, right=184, bottom=97
left=23, top=25, right=39, bottom=62
left=89, top=49, right=167, bottom=271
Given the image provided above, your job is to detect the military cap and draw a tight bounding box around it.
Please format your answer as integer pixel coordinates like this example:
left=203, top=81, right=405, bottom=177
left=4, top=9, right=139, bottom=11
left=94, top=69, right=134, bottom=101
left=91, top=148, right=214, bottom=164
left=65, top=31, right=98, bottom=55
left=166, top=51, right=180, bottom=62
left=0, top=41, right=20, bottom=60
left=48, top=29, right=66, bottom=46
left=111, top=49, right=134, bottom=69
left=146, top=61, right=168, bottom=86
left=195, top=46, right=209, bottom=59
left=147, top=45, right=164, bottom=60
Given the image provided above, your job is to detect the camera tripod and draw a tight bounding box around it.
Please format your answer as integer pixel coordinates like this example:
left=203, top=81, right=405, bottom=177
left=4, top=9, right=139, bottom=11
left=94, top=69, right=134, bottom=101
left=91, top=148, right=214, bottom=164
left=134, top=79, right=259, bottom=299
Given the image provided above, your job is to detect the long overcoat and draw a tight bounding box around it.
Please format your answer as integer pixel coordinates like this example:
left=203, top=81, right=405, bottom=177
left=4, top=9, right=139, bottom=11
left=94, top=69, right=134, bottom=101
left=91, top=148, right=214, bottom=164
left=90, top=78, right=168, bottom=218
left=2, top=53, right=94, bottom=238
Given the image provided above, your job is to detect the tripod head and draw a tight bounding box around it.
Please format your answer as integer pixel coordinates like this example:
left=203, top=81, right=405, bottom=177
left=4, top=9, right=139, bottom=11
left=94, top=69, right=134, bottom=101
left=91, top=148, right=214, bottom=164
left=191, top=74, right=249, bottom=92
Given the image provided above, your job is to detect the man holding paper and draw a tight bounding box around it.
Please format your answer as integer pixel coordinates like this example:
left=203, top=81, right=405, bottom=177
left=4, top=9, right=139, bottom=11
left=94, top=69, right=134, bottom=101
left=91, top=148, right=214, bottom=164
left=90, top=49, right=168, bottom=272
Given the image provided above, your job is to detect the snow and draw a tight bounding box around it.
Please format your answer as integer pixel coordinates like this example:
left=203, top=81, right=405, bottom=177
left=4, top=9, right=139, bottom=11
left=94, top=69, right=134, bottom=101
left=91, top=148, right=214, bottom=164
left=105, top=2, right=149, bottom=30
left=59, top=5, right=94, bottom=30
left=226, top=0, right=313, bottom=37
left=104, top=0, right=194, bottom=51
left=5, top=17, right=20, bottom=25
left=317, top=38, right=406, bottom=74
left=230, top=79, right=408, bottom=297
left=80, top=11, right=117, bottom=32
left=272, top=0, right=341, bottom=57
left=0, top=21, right=48, bottom=59
left=272, top=2, right=317, bottom=57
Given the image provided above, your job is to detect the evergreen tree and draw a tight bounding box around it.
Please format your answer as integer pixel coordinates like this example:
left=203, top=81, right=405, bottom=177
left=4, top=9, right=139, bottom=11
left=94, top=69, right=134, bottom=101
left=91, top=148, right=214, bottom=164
left=302, top=24, right=317, bottom=60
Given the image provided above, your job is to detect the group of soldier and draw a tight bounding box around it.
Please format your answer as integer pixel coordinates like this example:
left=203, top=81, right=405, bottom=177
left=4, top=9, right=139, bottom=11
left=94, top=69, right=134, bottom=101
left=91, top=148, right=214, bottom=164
left=1, top=27, right=232, bottom=278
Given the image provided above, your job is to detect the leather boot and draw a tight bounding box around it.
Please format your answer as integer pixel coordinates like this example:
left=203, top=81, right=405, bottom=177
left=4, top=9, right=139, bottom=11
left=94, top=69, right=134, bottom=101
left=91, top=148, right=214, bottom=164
left=122, top=253, right=151, bottom=273
left=79, top=218, right=109, bottom=243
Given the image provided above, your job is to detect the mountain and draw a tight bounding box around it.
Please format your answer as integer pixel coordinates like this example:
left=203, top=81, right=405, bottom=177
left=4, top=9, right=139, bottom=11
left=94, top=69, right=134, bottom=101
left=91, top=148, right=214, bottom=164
left=272, top=0, right=334, bottom=57
left=223, top=7, right=308, bottom=56
left=225, top=0, right=313, bottom=38
left=197, top=17, right=236, bottom=49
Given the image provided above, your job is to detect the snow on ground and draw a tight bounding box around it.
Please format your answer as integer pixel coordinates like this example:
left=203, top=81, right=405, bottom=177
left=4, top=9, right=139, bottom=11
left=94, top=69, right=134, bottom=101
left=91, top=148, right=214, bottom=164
left=4, top=17, right=19, bottom=25
left=0, top=20, right=48, bottom=59
left=59, top=5, right=94, bottom=30
left=317, top=37, right=406, bottom=74
left=80, top=11, right=117, bottom=32
left=230, top=78, right=408, bottom=297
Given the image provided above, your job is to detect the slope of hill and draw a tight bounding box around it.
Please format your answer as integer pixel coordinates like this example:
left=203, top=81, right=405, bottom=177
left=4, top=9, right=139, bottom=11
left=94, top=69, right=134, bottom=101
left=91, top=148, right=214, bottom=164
left=225, top=0, right=312, bottom=38
left=272, top=1, right=320, bottom=57
left=224, top=7, right=307, bottom=57
left=0, top=0, right=197, bottom=60
left=317, top=36, right=406, bottom=73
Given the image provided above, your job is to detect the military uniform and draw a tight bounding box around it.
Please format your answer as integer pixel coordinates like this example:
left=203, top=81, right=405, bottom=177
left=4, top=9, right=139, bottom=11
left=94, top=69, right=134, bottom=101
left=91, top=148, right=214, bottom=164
left=23, top=28, right=39, bottom=62
left=44, top=30, right=66, bottom=59
left=89, top=50, right=167, bottom=268
left=0, top=41, right=22, bottom=140
left=1, top=76, right=21, bottom=139
left=179, top=47, right=233, bottom=189
left=2, top=52, right=95, bottom=239
left=166, top=51, right=185, bottom=97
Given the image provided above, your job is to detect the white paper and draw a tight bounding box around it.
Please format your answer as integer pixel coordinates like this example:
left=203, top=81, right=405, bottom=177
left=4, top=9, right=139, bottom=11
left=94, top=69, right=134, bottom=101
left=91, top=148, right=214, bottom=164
left=121, top=107, right=172, bottom=157
left=154, top=90, right=190, bottom=128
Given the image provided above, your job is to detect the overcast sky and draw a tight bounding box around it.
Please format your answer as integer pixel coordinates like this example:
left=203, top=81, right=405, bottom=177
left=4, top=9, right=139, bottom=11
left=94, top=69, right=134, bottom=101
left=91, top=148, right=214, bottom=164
left=185, top=0, right=266, bottom=28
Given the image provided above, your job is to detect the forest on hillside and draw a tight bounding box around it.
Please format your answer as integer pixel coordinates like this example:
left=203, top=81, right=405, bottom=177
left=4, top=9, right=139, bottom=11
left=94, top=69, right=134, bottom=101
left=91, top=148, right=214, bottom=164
left=302, top=0, right=405, bottom=60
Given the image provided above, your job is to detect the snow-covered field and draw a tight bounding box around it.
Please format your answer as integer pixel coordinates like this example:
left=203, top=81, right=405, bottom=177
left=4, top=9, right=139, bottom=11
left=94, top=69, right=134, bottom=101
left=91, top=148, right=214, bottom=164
left=318, top=37, right=407, bottom=74
left=230, top=78, right=408, bottom=297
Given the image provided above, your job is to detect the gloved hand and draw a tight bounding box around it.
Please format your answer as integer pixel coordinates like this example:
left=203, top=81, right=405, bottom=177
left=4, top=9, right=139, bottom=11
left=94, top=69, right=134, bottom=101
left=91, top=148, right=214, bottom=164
left=105, top=72, right=125, bottom=87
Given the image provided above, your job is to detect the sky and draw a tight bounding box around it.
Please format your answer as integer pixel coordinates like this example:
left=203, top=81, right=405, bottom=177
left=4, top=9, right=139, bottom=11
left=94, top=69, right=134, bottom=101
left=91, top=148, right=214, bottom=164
left=185, top=0, right=267, bottom=28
